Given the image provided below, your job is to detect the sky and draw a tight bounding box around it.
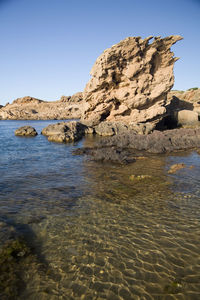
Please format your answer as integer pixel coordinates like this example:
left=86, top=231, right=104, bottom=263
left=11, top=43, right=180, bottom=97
left=0, top=0, right=200, bottom=105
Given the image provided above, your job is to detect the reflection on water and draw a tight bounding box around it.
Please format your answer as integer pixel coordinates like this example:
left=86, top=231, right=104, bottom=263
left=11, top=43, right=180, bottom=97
left=0, top=121, right=200, bottom=299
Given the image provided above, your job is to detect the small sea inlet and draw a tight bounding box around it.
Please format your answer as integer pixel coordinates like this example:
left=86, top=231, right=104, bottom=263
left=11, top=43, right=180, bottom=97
left=0, top=120, right=200, bottom=299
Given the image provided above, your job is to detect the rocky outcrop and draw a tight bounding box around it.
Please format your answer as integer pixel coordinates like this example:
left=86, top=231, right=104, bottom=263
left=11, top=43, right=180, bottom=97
left=73, top=127, right=200, bottom=163
left=41, top=121, right=87, bottom=143
left=15, top=126, right=38, bottom=136
left=0, top=93, right=85, bottom=120
left=164, top=88, right=200, bottom=127
left=167, top=88, right=200, bottom=115
left=81, top=35, right=182, bottom=126
left=168, top=88, right=200, bottom=105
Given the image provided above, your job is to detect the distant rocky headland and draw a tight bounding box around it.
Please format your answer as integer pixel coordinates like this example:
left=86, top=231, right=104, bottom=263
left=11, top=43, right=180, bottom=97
left=0, top=92, right=86, bottom=120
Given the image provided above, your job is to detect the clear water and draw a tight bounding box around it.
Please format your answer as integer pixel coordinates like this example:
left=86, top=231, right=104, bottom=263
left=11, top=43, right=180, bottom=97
left=0, top=120, right=200, bottom=299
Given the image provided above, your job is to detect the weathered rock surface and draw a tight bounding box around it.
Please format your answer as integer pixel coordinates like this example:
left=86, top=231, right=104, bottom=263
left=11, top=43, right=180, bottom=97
left=94, top=121, right=154, bottom=136
left=41, top=121, right=87, bottom=143
left=164, top=88, right=200, bottom=127
left=176, top=110, right=199, bottom=126
left=73, top=127, right=200, bottom=163
left=94, top=122, right=129, bottom=136
left=15, top=126, right=38, bottom=137
left=0, top=93, right=85, bottom=120
left=168, top=88, right=200, bottom=105
left=82, top=35, right=182, bottom=126
left=73, top=146, right=137, bottom=164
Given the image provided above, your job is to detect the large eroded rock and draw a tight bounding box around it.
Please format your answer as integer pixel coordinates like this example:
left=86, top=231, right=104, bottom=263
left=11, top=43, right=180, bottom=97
left=82, top=35, right=182, bottom=126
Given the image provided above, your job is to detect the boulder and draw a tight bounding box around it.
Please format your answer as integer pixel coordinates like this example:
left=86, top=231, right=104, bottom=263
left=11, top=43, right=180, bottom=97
left=41, top=121, right=87, bottom=143
left=82, top=35, right=182, bottom=126
left=15, top=126, right=38, bottom=136
left=176, top=110, right=199, bottom=126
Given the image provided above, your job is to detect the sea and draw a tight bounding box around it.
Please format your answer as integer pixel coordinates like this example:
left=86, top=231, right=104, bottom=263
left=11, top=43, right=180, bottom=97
left=0, top=120, right=200, bottom=299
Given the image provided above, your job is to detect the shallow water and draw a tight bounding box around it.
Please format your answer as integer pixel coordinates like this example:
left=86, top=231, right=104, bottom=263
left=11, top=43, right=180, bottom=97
left=0, top=120, right=200, bottom=299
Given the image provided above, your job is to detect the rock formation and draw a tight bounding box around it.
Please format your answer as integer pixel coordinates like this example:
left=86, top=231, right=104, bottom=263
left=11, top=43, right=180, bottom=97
left=0, top=93, right=85, bottom=120
left=41, top=121, right=89, bottom=143
left=167, top=88, right=200, bottom=115
left=81, top=35, right=183, bottom=126
left=164, top=88, right=200, bottom=127
left=15, top=126, right=38, bottom=136
left=73, top=127, right=200, bottom=163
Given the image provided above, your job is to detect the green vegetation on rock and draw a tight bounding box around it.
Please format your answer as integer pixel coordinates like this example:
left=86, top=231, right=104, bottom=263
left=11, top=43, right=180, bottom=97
left=187, top=87, right=199, bottom=91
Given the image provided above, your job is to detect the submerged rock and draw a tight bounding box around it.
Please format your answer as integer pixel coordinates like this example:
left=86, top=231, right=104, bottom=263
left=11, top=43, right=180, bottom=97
left=15, top=126, right=38, bottom=136
left=0, top=238, right=29, bottom=298
left=82, top=35, right=182, bottom=126
left=0, top=219, right=31, bottom=299
left=73, top=146, right=136, bottom=164
left=129, top=174, right=152, bottom=181
left=168, top=163, right=186, bottom=174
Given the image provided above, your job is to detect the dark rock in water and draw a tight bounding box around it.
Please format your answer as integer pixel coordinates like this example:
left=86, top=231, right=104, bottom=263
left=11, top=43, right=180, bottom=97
left=0, top=219, right=31, bottom=299
left=74, top=127, right=200, bottom=163
left=15, top=126, right=38, bottom=136
left=73, top=147, right=136, bottom=164
left=42, top=121, right=88, bottom=143
left=96, top=127, right=200, bottom=153
left=0, top=238, right=29, bottom=298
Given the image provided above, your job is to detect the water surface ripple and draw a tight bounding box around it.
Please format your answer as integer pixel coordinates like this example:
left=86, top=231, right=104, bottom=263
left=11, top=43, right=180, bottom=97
left=0, top=120, right=200, bottom=299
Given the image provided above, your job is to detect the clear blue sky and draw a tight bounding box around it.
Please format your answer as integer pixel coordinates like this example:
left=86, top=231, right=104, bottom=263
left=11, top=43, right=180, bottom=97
left=0, top=0, right=200, bottom=105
